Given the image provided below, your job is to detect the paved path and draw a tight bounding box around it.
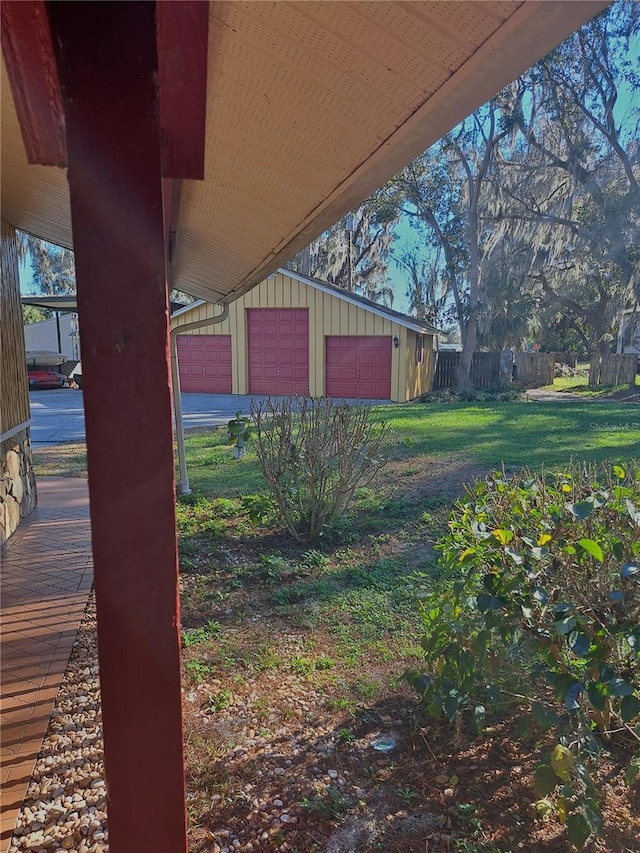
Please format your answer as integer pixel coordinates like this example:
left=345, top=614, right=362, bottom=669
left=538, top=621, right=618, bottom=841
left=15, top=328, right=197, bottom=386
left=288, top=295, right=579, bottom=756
left=29, top=389, right=394, bottom=444
left=28, top=390, right=268, bottom=444
left=0, top=479, right=93, bottom=848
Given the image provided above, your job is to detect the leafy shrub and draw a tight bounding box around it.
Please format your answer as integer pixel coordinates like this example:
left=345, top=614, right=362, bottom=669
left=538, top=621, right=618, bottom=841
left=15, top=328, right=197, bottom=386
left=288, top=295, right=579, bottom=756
left=226, top=411, right=252, bottom=458
left=407, top=461, right=640, bottom=849
left=420, top=384, right=524, bottom=403
left=240, top=492, right=277, bottom=526
left=251, top=396, right=389, bottom=543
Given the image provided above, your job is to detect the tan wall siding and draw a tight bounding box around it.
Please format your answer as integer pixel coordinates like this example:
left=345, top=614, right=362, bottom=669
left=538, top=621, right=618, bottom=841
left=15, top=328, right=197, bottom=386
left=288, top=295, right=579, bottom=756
left=170, top=272, right=436, bottom=401
left=405, top=332, right=436, bottom=399
left=1, top=220, right=30, bottom=434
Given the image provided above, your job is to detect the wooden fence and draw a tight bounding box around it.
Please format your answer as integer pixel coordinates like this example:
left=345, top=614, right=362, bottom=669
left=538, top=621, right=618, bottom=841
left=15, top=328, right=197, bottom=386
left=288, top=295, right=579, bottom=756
left=434, top=350, right=500, bottom=389
left=513, top=352, right=555, bottom=387
left=589, top=353, right=637, bottom=388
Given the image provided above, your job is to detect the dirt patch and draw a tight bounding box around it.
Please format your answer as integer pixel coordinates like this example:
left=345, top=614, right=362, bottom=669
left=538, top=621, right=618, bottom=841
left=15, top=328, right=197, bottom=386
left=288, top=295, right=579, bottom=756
left=526, top=388, right=640, bottom=404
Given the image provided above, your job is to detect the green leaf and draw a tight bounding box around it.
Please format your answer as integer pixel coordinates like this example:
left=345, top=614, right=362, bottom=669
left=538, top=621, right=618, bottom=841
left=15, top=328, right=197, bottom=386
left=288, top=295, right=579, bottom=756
left=565, top=682, right=584, bottom=711
left=532, top=701, right=558, bottom=732
left=578, top=538, right=604, bottom=562
left=568, top=631, right=590, bottom=658
left=533, top=586, right=549, bottom=605
left=535, top=798, right=553, bottom=817
left=621, top=562, right=640, bottom=579
left=405, top=672, right=431, bottom=696
left=612, top=464, right=626, bottom=480
left=554, top=616, right=577, bottom=636
left=625, top=758, right=640, bottom=785
left=620, top=694, right=640, bottom=722
left=476, top=593, right=492, bottom=612
left=567, top=500, right=594, bottom=520
left=482, top=573, right=498, bottom=592
left=609, top=678, right=634, bottom=697
left=555, top=796, right=568, bottom=824
left=586, top=681, right=608, bottom=712
left=582, top=801, right=602, bottom=836
left=612, top=540, right=625, bottom=560
left=626, top=499, right=640, bottom=527
left=551, top=744, right=574, bottom=781
left=492, top=528, right=513, bottom=545
left=533, top=764, right=557, bottom=797
left=566, top=813, right=590, bottom=849
left=476, top=593, right=508, bottom=612
left=485, top=683, right=501, bottom=704
left=443, top=693, right=461, bottom=723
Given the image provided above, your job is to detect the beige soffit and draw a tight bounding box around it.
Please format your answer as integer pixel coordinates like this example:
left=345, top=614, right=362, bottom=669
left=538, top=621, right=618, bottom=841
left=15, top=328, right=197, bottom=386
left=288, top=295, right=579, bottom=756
left=1, top=1, right=609, bottom=305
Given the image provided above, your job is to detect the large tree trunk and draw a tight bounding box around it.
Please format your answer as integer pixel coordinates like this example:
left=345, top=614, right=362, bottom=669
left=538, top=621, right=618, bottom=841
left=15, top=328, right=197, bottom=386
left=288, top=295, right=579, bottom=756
left=456, top=191, right=480, bottom=388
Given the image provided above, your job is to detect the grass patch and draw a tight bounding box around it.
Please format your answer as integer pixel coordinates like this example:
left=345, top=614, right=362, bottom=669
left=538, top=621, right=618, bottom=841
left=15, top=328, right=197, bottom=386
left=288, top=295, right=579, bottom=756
left=376, top=400, right=638, bottom=468
left=178, top=400, right=639, bottom=502
left=181, top=428, right=266, bottom=496
left=546, top=363, right=639, bottom=396
left=32, top=441, right=87, bottom=477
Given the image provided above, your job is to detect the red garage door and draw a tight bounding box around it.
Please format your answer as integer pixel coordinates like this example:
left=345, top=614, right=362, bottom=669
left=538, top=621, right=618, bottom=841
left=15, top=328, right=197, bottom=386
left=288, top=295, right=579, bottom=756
left=177, top=335, right=232, bottom=393
left=247, top=308, right=309, bottom=394
left=326, top=336, right=392, bottom=399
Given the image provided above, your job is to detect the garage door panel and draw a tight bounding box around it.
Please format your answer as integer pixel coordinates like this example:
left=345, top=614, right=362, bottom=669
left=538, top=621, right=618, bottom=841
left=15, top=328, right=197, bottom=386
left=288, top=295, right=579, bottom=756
left=248, top=308, right=309, bottom=394
left=325, top=336, right=391, bottom=400
left=177, top=335, right=233, bottom=393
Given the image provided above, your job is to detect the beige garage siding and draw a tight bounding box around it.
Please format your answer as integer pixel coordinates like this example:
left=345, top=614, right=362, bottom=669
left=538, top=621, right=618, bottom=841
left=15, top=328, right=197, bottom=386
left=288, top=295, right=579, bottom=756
left=405, top=331, right=436, bottom=399
left=170, top=271, right=433, bottom=401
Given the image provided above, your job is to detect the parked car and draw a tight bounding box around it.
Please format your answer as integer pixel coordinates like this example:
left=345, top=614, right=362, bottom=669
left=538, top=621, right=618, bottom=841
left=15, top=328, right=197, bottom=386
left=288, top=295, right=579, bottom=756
left=28, top=369, right=66, bottom=390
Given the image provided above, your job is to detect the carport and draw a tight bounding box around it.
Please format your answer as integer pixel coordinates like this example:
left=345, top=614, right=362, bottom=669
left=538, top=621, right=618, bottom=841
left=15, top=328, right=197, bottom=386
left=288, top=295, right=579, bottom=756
left=1, top=2, right=609, bottom=850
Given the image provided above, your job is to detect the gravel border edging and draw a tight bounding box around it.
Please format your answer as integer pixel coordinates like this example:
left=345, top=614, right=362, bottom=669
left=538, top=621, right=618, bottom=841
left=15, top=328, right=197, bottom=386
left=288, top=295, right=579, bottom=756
left=9, top=594, right=107, bottom=853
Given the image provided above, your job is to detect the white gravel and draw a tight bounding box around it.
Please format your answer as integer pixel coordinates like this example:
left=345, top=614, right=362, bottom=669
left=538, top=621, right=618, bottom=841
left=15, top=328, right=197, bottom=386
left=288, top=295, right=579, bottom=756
left=8, top=595, right=107, bottom=853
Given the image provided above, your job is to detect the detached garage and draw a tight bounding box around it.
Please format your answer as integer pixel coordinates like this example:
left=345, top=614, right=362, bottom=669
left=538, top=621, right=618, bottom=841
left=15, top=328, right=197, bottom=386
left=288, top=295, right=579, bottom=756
left=170, top=269, right=438, bottom=402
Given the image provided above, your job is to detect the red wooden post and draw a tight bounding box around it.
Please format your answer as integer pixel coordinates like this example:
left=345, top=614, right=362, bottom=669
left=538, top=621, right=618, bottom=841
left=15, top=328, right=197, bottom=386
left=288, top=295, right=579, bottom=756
left=47, top=4, right=187, bottom=850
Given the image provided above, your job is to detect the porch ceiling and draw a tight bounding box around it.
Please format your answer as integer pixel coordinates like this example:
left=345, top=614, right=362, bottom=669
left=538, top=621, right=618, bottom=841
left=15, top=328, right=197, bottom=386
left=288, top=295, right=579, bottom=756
left=1, top=1, right=608, bottom=305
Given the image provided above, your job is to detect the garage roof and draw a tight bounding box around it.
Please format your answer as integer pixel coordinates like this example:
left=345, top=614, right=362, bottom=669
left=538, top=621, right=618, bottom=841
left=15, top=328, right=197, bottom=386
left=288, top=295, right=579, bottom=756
left=1, top=2, right=608, bottom=305
left=170, top=267, right=441, bottom=335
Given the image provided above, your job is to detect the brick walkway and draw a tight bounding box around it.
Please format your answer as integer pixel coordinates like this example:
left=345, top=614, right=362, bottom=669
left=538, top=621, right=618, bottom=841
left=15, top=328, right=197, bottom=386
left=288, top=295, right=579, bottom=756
left=1, top=478, right=93, bottom=848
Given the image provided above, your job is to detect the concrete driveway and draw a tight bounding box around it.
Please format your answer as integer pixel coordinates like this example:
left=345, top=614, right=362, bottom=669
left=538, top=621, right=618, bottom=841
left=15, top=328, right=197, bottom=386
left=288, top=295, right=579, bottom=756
left=30, top=389, right=362, bottom=444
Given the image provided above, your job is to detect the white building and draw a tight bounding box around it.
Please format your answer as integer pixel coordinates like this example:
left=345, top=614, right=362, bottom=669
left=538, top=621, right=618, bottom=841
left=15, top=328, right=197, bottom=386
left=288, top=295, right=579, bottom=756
left=23, top=312, right=80, bottom=359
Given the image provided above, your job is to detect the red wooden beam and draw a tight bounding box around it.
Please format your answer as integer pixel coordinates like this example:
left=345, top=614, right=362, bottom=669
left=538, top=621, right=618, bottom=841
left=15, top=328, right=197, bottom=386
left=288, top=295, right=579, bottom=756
left=157, top=1, right=209, bottom=180
left=0, top=0, right=66, bottom=166
left=46, top=3, right=187, bottom=850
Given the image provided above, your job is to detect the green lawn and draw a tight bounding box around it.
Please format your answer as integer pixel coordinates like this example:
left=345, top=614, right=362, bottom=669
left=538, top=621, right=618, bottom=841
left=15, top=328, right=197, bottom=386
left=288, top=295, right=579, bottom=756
left=183, top=400, right=639, bottom=497
left=547, top=362, right=640, bottom=395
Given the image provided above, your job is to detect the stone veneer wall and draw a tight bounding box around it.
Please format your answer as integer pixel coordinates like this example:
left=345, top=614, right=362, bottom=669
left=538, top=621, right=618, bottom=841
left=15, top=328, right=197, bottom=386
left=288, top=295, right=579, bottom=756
left=1, top=427, right=37, bottom=544
left=2, top=218, right=37, bottom=543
